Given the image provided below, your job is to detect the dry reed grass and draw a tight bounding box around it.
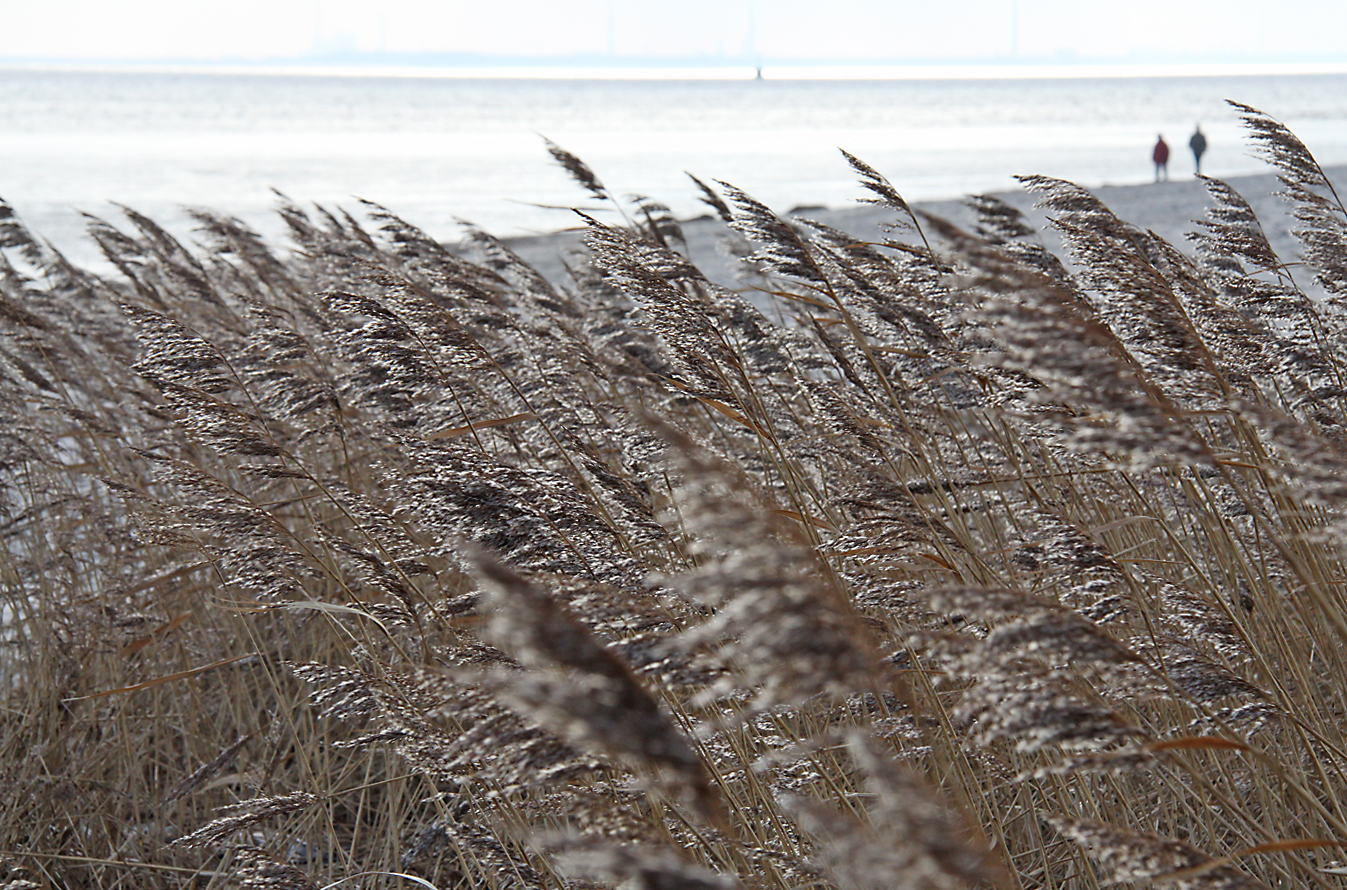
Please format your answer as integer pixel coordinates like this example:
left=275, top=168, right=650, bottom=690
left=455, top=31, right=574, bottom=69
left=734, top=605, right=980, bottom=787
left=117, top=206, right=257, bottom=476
left=2, top=101, right=1347, bottom=890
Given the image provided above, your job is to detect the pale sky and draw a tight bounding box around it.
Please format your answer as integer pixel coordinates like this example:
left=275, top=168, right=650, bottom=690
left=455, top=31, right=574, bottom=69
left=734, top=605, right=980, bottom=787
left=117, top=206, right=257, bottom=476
left=1, top=0, right=1345, bottom=66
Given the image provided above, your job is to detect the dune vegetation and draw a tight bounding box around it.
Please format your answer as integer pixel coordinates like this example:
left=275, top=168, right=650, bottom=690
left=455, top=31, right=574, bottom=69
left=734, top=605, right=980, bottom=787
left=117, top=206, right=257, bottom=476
left=3, top=100, right=1347, bottom=890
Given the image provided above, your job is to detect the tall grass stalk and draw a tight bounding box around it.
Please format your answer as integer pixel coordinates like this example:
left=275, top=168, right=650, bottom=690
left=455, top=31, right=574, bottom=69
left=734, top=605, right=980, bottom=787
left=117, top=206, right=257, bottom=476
left=2, top=102, right=1347, bottom=890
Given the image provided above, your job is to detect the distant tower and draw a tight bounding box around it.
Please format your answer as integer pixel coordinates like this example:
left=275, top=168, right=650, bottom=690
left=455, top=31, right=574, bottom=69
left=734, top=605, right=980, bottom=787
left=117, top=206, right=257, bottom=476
left=747, top=0, right=758, bottom=64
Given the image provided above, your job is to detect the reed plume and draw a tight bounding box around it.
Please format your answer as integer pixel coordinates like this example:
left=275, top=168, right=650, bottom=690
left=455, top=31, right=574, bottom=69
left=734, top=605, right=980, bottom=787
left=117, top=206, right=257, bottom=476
left=4, top=102, right=1347, bottom=890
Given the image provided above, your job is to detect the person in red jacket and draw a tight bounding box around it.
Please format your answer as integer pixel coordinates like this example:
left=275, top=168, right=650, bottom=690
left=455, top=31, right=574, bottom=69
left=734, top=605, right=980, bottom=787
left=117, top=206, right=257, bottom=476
left=1153, top=134, right=1170, bottom=182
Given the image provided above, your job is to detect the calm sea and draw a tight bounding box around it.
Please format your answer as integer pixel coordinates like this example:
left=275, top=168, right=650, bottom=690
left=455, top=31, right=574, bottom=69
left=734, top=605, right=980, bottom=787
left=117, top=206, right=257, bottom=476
left=4, top=67, right=1347, bottom=267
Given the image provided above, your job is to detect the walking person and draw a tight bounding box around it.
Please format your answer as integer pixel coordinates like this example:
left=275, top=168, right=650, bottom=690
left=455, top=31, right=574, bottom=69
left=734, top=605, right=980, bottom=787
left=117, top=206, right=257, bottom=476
left=1189, top=124, right=1207, bottom=174
left=1153, top=134, right=1170, bottom=182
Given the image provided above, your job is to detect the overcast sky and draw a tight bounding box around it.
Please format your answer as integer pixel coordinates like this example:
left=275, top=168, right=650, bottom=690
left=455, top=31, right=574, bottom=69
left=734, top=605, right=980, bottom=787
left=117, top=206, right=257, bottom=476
left=2, top=0, right=1345, bottom=67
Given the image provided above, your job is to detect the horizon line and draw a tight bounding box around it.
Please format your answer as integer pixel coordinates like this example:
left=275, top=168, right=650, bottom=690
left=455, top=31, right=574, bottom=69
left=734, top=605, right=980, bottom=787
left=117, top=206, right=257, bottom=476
left=4, top=59, right=1347, bottom=81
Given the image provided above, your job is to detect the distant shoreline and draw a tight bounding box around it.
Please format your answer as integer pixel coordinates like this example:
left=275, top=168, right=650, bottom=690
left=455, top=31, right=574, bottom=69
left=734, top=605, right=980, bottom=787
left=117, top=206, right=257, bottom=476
left=6, top=60, right=1347, bottom=82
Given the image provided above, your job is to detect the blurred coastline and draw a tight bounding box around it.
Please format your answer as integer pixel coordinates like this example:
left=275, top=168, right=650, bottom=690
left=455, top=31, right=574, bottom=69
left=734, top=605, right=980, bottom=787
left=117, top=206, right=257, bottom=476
left=3, top=66, right=1346, bottom=270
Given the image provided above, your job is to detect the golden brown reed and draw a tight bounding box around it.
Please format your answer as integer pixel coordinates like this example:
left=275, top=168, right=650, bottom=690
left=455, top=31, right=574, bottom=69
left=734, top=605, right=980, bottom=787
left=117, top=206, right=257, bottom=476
left=2, top=101, right=1347, bottom=890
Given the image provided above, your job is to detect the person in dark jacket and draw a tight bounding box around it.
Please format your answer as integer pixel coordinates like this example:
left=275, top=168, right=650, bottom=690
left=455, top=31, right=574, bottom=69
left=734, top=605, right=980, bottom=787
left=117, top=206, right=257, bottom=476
left=1153, top=135, right=1170, bottom=182
left=1189, top=125, right=1208, bottom=174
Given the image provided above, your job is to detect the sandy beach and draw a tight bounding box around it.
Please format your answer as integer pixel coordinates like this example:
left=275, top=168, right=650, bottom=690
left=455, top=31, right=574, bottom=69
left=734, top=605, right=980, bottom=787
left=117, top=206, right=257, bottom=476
left=505, top=166, right=1342, bottom=292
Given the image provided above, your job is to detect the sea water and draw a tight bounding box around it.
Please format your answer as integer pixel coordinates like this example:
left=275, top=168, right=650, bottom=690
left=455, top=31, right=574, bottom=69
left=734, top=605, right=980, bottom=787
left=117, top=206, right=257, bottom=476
left=4, top=67, right=1347, bottom=268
